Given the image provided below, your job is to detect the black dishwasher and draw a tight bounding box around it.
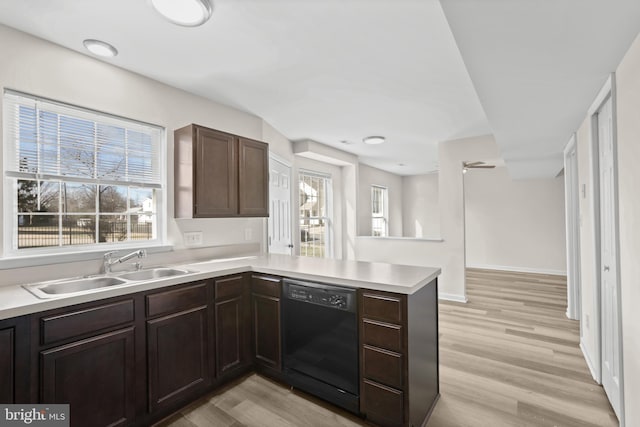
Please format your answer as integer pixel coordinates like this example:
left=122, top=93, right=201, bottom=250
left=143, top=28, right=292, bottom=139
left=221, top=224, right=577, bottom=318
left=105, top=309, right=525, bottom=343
left=282, top=278, right=359, bottom=413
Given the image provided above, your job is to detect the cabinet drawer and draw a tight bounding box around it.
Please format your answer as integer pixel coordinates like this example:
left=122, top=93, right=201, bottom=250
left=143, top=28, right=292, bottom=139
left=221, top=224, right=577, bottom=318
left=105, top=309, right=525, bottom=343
left=362, top=379, right=404, bottom=427
left=146, top=282, right=207, bottom=318
left=215, top=275, right=245, bottom=301
left=41, top=299, right=134, bottom=345
left=362, top=319, right=403, bottom=353
left=363, top=345, right=403, bottom=389
left=251, top=275, right=281, bottom=297
left=361, top=291, right=404, bottom=324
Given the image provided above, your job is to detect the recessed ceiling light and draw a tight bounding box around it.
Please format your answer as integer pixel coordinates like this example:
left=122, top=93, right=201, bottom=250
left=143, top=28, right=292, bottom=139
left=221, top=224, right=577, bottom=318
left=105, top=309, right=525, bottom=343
left=150, top=0, right=213, bottom=27
left=83, top=39, right=118, bottom=57
left=363, top=136, right=385, bottom=145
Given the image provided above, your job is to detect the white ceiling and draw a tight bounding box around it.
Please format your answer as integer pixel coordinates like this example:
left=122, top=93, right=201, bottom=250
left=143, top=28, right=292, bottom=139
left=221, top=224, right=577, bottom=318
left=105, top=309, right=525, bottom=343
left=0, top=1, right=639, bottom=177
left=440, top=0, right=640, bottom=178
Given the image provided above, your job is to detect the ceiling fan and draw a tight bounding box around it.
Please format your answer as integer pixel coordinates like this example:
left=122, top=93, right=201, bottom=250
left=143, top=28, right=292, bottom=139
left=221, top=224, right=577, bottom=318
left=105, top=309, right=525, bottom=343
left=463, top=161, right=496, bottom=173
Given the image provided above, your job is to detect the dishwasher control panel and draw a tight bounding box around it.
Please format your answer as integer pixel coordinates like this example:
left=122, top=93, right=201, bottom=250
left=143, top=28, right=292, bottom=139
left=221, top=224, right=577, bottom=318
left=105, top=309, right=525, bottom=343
left=283, top=280, right=356, bottom=312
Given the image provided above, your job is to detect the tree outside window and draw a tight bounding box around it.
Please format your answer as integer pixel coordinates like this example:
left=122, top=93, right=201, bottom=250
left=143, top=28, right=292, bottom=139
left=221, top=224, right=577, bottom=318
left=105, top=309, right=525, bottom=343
left=5, top=91, right=162, bottom=252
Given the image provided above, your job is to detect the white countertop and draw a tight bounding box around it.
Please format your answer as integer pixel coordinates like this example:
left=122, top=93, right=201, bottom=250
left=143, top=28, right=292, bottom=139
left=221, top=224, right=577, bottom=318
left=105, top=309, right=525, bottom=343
left=0, top=254, right=440, bottom=321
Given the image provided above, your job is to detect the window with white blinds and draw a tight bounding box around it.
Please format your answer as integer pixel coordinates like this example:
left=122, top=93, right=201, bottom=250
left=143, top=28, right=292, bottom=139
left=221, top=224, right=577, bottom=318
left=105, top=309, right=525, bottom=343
left=3, top=90, right=165, bottom=252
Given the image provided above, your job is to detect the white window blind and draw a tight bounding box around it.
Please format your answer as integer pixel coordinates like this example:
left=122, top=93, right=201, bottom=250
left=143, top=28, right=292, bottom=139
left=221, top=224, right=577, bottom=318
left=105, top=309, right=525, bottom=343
left=3, top=90, right=165, bottom=252
left=4, top=91, right=162, bottom=187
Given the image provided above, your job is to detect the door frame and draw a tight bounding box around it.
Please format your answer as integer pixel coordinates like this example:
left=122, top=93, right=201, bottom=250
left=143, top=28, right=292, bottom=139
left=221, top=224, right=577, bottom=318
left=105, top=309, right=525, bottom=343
left=587, top=73, right=625, bottom=426
left=563, top=133, right=581, bottom=321
left=267, top=152, right=293, bottom=255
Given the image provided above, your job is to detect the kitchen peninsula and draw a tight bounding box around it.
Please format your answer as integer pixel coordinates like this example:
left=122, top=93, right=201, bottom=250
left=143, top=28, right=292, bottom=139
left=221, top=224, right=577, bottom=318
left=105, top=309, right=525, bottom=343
left=0, top=254, right=440, bottom=427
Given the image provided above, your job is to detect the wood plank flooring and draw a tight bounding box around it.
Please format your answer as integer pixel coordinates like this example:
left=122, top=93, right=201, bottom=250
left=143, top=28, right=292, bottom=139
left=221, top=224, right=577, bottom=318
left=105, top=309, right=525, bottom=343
left=427, top=268, right=618, bottom=427
left=156, top=269, right=618, bottom=427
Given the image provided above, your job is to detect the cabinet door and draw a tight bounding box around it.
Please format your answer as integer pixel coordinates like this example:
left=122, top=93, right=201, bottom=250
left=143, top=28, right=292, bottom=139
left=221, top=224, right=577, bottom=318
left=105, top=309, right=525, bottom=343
left=238, top=137, right=269, bottom=217
left=147, top=306, right=210, bottom=413
left=252, top=293, right=281, bottom=370
left=0, top=317, right=29, bottom=404
left=40, top=328, right=135, bottom=427
left=195, top=127, right=237, bottom=217
left=0, top=327, right=14, bottom=403
left=215, top=295, right=249, bottom=377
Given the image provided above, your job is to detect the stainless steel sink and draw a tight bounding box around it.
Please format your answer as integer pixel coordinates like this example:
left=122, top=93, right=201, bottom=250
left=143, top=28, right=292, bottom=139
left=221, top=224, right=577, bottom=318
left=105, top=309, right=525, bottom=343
left=23, top=267, right=194, bottom=299
left=117, top=268, right=191, bottom=281
left=24, top=276, right=129, bottom=299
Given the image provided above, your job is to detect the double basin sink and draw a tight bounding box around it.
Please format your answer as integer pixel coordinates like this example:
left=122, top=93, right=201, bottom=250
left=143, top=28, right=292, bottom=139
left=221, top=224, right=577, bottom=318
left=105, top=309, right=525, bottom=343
left=23, top=267, right=194, bottom=299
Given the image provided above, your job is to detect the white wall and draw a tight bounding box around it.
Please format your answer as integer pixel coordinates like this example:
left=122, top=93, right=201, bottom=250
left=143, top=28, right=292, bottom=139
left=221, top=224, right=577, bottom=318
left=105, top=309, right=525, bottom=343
left=358, top=167, right=441, bottom=239
left=357, top=164, right=403, bottom=237
left=262, top=120, right=294, bottom=163
left=357, top=134, right=499, bottom=302
left=464, top=166, right=567, bottom=274
left=0, top=24, right=293, bottom=285
left=402, top=173, right=440, bottom=238
left=613, top=32, right=640, bottom=427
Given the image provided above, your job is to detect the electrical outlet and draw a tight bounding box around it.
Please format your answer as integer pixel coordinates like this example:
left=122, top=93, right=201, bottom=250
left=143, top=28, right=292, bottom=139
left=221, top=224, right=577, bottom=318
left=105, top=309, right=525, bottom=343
left=244, top=228, right=253, bottom=241
left=184, top=231, right=203, bottom=247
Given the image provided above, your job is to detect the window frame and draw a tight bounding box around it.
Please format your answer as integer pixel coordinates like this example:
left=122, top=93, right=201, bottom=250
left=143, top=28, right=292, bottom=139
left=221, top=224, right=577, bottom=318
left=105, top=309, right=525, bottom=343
left=371, top=185, right=388, bottom=237
left=298, top=169, right=333, bottom=258
left=2, top=90, right=167, bottom=258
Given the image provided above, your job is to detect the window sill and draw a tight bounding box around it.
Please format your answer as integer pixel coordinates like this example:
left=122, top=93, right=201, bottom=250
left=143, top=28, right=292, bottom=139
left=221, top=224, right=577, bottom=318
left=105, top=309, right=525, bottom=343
left=0, top=244, right=174, bottom=270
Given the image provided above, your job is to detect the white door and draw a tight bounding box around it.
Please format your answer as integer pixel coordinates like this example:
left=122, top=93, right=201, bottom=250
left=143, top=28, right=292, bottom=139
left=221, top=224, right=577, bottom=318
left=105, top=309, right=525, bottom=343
left=268, top=156, right=293, bottom=255
left=597, top=95, right=622, bottom=419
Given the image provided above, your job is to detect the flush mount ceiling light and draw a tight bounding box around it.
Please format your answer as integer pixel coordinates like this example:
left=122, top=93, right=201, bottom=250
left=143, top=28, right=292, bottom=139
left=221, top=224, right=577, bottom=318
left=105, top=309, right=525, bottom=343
left=363, top=136, right=385, bottom=145
left=83, top=39, right=118, bottom=57
left=150, top=0, right=213, bottom=27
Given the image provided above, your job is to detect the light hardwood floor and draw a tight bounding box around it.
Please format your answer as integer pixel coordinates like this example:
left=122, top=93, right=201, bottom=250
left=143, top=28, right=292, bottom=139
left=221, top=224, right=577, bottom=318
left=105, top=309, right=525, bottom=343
left=156, top=269, right=618, bottom=427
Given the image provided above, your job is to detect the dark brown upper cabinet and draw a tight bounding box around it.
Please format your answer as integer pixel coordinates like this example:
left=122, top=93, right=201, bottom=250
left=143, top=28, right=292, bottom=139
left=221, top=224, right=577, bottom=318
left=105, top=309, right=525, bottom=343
left=174, top=124, right=269, bottom=218
left=238, top=138, right=269, bottom=216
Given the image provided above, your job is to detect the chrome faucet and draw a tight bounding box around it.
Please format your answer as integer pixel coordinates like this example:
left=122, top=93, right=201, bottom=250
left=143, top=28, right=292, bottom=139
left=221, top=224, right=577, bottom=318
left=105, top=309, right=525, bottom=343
left=103, top=249, right=147, bottom=274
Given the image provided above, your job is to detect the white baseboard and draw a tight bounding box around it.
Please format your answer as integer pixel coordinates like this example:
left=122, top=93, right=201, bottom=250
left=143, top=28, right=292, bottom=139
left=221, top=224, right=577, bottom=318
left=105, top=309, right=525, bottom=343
left=466, top=263, right=567, bottom=276
left=439, top=292, right=468, bottom=303
left=580, top=339, right=600, bottom=383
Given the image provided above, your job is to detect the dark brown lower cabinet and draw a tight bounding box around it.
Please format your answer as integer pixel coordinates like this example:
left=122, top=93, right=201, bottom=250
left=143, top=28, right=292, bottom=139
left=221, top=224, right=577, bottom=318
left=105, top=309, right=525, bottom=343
left=250, top=274, right=282, bottom=372
left=0, top=327, right=15, bottom=403
left=144, top=281, right=212, bottom=417
left=147, top=306, right=211, bottom=413
left=214, top=275, right=250, bottom=379
left=362, top=379, right=404, bottom=427
left=8, top=272, right=436, bottom=427
left=0, top=316, right=30, bottom=404
left=40, top=327, right=135, bottom=427
left=359, top=280, right=439, bottom=427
